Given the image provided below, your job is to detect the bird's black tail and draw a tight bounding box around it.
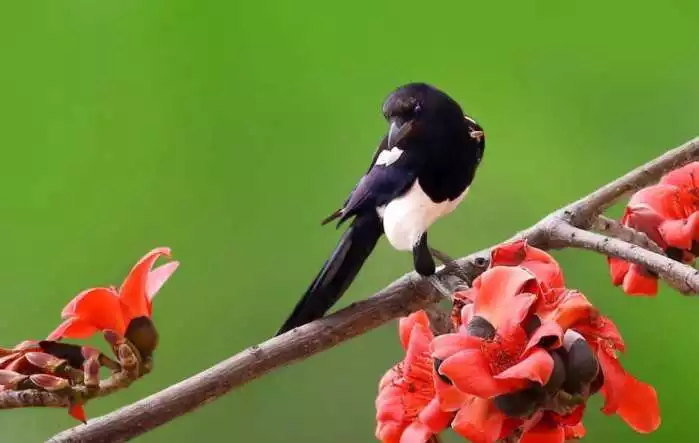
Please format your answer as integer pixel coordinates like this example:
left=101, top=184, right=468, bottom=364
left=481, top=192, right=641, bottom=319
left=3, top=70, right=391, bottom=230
left=276, top=214, right=383, bottom=335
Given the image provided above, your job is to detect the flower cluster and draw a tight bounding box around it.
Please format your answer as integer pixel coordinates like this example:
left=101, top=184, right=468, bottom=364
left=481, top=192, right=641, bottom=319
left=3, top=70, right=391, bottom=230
left=376, top=241, right=659, bottom=443
left=0, top=248, right=178, bottom=422
left=609, top=161, right=699, bottom=295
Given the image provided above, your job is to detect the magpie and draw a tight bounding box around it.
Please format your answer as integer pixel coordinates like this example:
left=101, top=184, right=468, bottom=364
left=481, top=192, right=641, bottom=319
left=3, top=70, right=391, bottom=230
left=276, top=83, right=485, bottom=335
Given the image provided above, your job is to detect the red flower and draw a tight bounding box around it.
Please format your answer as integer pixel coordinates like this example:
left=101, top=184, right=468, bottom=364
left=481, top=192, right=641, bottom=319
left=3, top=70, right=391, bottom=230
left=376, top=311, right=452, bottom=443
left=609, top=161, right=699, bottom=295
left=435, top=267, right=557, bottom=400
left=48, top=247, right=179, bottom=357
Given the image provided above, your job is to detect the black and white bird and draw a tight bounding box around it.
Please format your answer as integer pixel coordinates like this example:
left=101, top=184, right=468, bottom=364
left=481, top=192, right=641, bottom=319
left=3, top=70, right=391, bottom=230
left=276, top=83, right=485, bottom=335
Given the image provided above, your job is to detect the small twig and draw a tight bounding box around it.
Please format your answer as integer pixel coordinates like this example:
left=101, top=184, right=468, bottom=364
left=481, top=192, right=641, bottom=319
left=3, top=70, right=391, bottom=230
left=592, top=215, right=665, bottom=255
left=550, top=223, right=698, bottom=293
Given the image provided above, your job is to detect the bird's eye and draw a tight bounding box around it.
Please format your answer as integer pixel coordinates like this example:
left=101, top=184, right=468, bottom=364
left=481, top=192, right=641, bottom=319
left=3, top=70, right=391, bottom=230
left=413, top=103, right=422, bottom=115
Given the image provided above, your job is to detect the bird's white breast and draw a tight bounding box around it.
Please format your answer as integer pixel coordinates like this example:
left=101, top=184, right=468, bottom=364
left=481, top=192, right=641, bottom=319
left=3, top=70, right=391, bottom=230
left=377, top=180, right=468, bottom=251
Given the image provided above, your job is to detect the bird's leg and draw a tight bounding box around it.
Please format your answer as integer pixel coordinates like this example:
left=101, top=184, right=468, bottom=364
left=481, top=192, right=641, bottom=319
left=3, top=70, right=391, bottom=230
left=414, top=233, right=453, bottom=299
left=413, top=233, right=436, bottom=276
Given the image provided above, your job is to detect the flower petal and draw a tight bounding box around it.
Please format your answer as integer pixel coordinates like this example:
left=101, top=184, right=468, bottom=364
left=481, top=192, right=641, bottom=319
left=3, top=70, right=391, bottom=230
left=47, top=318, right=101, bottom=341
left=59, top=288, right=127, bottom=335
left=398, top=422, right=432, bottom=443
left=452, top=396, right=506, bottom=443
left=658, top=212, right=699, bottom=250
left=564, top=423, right=585, bottom=440
left=659, top=161, right=699, bottom=188
left=494, top=348, right=554, bottom=386
left=440, top=348, right=505, bottom=398
left=490, top=241, right=565, bottom=289
left=617, top=376, right=661, bottom=433
left=524, top=321, right=563, bottom=353
left=608, top=257, right=630, bottom=287
left=146, top=261, right=180, bottom=304
left=119, top=247, right=172, bottom=320
left=472, top=267, right=538, bottom=330
left=520, top=423, right=565, bottom=443
left=596, top=345, right=625, bottom=415
left=430, top=333, right=481, bottom=360
left=434, top=375, right=468, bottom=411
left=418, top=397, right=453, bottom=433
left=69, top=404, right=87, bottom=423
left=399, top=311, right=432, bottom=351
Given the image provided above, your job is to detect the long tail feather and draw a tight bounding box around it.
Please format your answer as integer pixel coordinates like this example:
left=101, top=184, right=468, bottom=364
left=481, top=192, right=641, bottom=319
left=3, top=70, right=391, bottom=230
left=276, top=214, right=382, bottom=335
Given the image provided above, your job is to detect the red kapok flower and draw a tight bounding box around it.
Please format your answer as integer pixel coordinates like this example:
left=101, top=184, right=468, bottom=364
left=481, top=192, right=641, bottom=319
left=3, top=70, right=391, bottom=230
left=608, top=161, right=699, bottom=295
left=376, top=311, right=452, bottom=443
left=48, top=247, right=179, bottom=357
left=433, top=267, right=555, bottom=401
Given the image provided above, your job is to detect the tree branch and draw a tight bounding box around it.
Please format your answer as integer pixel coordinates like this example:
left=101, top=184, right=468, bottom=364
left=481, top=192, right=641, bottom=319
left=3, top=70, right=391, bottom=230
left=592, top=214, right=665, bottom=255
left=45, top=136, right=699, bottom=442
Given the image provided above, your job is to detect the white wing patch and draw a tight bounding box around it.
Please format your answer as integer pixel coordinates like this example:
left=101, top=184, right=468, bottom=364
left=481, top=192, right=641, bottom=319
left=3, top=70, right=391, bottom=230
left=378, top=180, right=469, bottom=251
left=374, top=147, right=404, bottom=167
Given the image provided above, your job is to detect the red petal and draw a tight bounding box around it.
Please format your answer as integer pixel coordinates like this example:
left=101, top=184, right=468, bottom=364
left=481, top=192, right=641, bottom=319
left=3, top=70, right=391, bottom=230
left=547, top=290, right=595, bottom=331
left=472, top=267, right=538, bottom=330
left=659, top=212, right=699, bottom=250
left=399, top=422, right=432, bottom=443
left=430, top=333, right=481, bottom=360
left=47, top=318, right=100, bottom=341
left=146, top=261, right=180, bottom=303
left=520, top=423, right=565, bottom=443
left=59, top=288, right=127, bottom=335
left=564, top=423, right=586, bottom=440
left=659, top=161, right=699, bottom=188
left=524, top=321, right=563, bottom=353
left=69, top=404, right=87, bottom=423
left=434, top=375, right=468, bottom=411
left=494, top=348, right=554, bottom=386
left=119, top=247, right=172, bottom=320
left=491, top=241, right=565, bottom=289
left=623, top=264, right=658, bottom=296
left=452, top=396, right=506, bottom=443
left=617, top=376, right=661, bottom=433
left=440, top=349, right=504, bottom=398
left=596, top=345, right=627, bottom=415
left=608, top=257, right=630, bottom=286
left=399, top=311, right=432, bottom=350
left=418, top=397, right=453, bottom=433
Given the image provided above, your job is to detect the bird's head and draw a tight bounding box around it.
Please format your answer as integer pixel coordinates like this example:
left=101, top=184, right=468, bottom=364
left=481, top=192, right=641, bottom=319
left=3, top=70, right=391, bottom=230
left=381, top=83, right=484, bottom=156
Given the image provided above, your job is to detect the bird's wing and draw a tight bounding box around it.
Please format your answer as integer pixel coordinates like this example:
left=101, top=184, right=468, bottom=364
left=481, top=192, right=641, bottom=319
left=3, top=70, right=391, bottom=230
left=321, top=137, right=418, bottom=226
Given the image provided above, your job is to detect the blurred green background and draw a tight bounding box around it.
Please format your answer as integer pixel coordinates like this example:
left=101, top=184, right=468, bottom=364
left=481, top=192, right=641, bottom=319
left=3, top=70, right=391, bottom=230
left=1, top=0, right=698, bottom=441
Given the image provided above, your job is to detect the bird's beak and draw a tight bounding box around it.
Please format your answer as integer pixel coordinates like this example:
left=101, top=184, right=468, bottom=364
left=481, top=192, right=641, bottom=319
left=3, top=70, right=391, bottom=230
left=388, top=119, right=413, bottom=148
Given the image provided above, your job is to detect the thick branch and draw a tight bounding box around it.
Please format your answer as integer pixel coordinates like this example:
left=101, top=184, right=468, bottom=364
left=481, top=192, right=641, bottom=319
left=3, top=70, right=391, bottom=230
left=46, top=137, right=699, bottom=442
